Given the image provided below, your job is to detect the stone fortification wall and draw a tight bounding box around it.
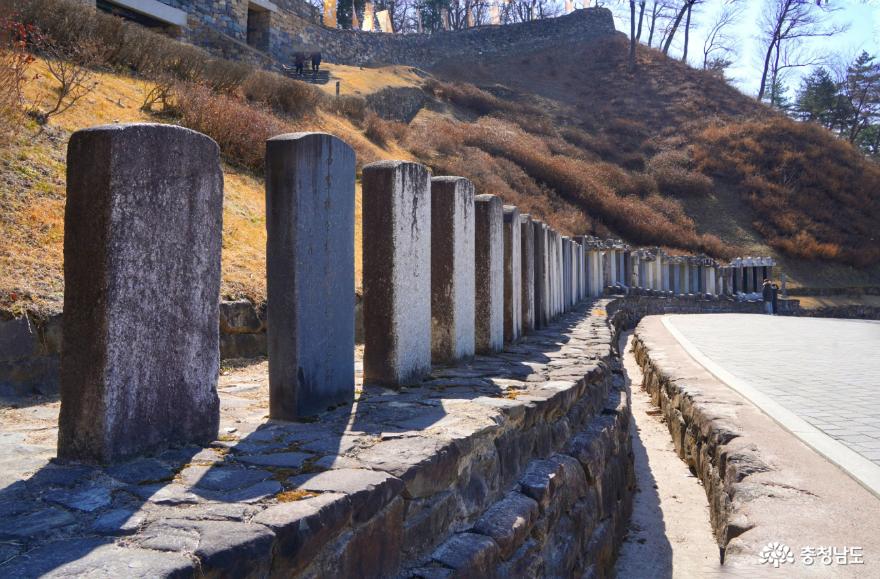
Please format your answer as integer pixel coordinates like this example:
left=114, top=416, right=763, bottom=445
left=119, top=2, right=616, bottom=68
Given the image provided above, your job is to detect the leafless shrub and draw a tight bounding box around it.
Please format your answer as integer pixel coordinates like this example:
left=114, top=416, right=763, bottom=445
left=0, top=17, right=36, bottom=139
left=241, top=70, right=323, bottom=118
left=28, top=34, right=99, bottom=124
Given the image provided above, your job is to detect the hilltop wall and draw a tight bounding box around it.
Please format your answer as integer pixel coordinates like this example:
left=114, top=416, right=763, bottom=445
left=90, top=1, right=616, bottom=68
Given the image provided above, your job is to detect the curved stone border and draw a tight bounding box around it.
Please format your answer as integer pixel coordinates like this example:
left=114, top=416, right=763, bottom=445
left=631, top=315, right=880, bottom=571
left=661, top=316, right=880, bottom=498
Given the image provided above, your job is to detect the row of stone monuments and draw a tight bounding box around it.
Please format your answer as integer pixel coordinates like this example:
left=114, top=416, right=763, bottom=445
left=55, top=123, right=774, bottom=466
left=577, top=240, right=777, bottom=298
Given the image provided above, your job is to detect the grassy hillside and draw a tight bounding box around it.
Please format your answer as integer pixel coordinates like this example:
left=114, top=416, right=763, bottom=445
left=429, top=36, right=880, bottom=283
left=0, top=58, right=409, bottom=315
left=2, top=2, right=879, bottom=318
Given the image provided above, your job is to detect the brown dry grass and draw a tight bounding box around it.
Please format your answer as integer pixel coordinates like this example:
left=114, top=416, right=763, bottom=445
left=430, top=35, right=879, bottom=271
left=0, top=56, right=407, bottom=314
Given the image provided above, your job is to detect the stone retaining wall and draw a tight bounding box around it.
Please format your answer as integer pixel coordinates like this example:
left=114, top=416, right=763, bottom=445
left=630, top=330, right=735, bottom=550
left=0, top=293, right=833, bottom=575
left=0, top=300, right=636, bottom=578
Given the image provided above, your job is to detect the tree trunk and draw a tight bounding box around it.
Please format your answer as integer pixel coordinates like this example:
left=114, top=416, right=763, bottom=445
left=662, top=2, right=690, bottom=55
left=647, top=2, right=658, bottom=47
left=757, top=1, right=790, bottom=102
left=636, top=1, right=646, bottom=41
left=629, top=1, right=637, bottom=71
left=681, top=3, right=692, bottom=63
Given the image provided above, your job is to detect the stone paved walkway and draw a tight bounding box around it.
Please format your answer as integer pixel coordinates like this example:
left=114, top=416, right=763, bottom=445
left=664, top=314, right=880, bottom=466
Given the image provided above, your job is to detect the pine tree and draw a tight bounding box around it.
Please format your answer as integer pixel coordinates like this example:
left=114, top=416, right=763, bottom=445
left=795, top=67, right=839, bottom=129
left=841, top=51, right=880, bottom=143
left=764, top=77, right=792, bottom=113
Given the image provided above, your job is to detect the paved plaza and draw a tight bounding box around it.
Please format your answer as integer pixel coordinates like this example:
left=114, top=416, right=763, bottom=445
left=664, top=314, right=880, bottom=473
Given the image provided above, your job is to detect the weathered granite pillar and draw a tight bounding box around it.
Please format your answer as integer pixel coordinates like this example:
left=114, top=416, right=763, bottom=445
left=475, top=195, right=504, bottom=353
left=266, top=132, right=356, bottom=420
left=781, top=272, right=787, bottom=296
left=592, top=250, right=603, bottom=296
left=661, top=257, right=670, bottom=291
left=363, top=161, right=432, bottom=386
left=547, top=227, right=559, bottom=321
left=59, top=123, right=222, bottom=463
left=680, top=261, right=689, bottom=293
left=573, top=242, right=580, bottom=302
left=562, top=237, right=571, bottom=310
left=520, top=215, right=535, bottom=332
left=550, top=228, right=556, bottom=314
left=608, top=250, right=618, bottom=287
left=556, top=233, right=564, bottom=311
left=503, top=206, right=522, bottom=343
left=672, top=262, right=681, bottom=294
left=430, top=176, right=475, bottom=364
left=533, top=221, right=550, bottom=328
left=708, top=266, right=717, bottom=295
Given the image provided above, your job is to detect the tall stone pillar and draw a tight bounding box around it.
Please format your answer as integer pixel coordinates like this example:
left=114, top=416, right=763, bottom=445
left=672, top=262, right=681, bottom=294
left=651, top=258, right=659, bottom=290
left=430, top=176, right=475, bottom=364
left=592, top=250, right=602, bottom=296
left=59, top=123, right=222, bottom=462
left=533, top=221, right=550, bottom=328
left=552, top=231, right=561, bottom=316
left=503, top=206, right=522, bottom=343
left=363, top=160, right=432, bottom=386
left=520, top=215, right=535, bottom=333
left=475, top=195, right=504, bottom=353
left=562, top=237, right=571, bottom=310
left=608, top=250, right=618, bottom=287
left=661, top=257, right=670, bottom=291
left=267, top=132, right=356, bottom=420
left=576, top=243, right=584, bottom=301
left=708, top=266, right=717, bottom=295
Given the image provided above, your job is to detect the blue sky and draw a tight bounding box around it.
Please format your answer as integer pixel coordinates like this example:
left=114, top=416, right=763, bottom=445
left=606, top=0, right=880, bottom=99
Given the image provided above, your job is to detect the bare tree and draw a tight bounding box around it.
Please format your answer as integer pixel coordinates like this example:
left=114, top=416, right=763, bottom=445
left=756, top=0, right=844, bottom=102
left=701, top=0, right=743, bottom=70
left=646, top=1, right=673, bottom=47
left=635, top=0, right=647, bottom=41
left=661, top=0, right=697, bottom=56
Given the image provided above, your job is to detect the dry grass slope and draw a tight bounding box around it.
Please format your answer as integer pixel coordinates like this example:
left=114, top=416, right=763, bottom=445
left=2, top=4, right=879, bottom=317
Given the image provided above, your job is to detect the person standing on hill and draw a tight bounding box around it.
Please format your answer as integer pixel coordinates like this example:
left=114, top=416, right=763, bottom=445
left=771, top=282, right=780, bottom=314
left=311, top=52, right=322, bottom=74
left=294, top=52, right=305, bottom=76
left=762, top=279, right=774, bottom=314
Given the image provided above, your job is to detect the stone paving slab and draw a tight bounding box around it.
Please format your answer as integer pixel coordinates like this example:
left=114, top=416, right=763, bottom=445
left=634, top=315, right=880, bottom=577
left=664, top=314, right=880, bottom=476
left=0, top=300, right=624, bottom=577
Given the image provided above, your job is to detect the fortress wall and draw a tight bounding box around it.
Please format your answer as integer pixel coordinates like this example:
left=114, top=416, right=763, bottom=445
left=92, top=2, right=617, bottom=68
